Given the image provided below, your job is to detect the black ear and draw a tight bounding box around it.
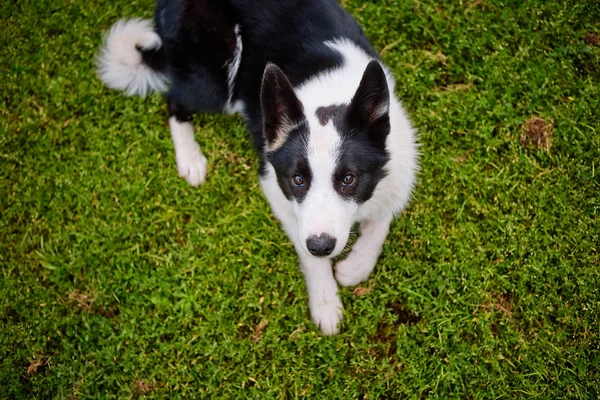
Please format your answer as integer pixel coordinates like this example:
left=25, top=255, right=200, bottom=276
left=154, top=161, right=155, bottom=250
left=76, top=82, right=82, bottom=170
left=260, top=64, right=305, bottom=151
left=346, top=60, right=390, bottom=150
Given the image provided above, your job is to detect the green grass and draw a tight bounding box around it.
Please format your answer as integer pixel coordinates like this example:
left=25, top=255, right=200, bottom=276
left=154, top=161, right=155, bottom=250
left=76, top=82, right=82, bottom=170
left=1, top=0, right=599, bottom=398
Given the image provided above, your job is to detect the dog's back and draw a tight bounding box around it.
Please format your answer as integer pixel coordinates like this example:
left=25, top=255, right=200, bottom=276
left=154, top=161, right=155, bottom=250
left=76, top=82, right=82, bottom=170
left=152, top=0, right=381, bottom=149
left=224, top=0, right=378, bottom=144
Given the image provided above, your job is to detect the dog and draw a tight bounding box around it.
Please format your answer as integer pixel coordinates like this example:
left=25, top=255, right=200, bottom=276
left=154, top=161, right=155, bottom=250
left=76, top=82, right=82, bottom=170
left=97, top=0, right=418, bottom=335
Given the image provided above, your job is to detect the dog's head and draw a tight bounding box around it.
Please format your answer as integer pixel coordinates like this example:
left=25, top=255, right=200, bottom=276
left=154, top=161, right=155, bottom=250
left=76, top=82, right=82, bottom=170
left=261, top=60, right=390, bottom=258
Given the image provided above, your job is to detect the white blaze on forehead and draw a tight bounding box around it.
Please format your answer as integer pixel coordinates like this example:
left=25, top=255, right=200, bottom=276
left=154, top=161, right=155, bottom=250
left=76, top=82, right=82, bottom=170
left=306, top=117, right=341, bottom=178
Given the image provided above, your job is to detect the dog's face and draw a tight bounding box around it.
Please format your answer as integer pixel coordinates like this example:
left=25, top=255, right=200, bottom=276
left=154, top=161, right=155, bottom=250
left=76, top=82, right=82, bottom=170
left=261, top=61, right=390, bottom=258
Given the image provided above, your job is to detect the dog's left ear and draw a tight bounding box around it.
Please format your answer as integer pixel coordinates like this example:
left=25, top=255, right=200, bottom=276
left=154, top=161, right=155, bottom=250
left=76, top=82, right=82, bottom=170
left=261, top=64, right=305, bottom=151
left=347, top=60, right=390, bottom=151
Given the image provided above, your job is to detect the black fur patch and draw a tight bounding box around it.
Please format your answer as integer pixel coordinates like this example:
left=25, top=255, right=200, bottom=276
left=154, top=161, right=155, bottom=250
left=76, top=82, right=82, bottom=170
left=266, top=122, right=312, bottom=203
left=316, top=104, right=347, bottom=128
left=155, top=0, right=238, bottom=113
left=138, top=45, right=166, bottom=72
left=334, top=138, right=389, bottom=203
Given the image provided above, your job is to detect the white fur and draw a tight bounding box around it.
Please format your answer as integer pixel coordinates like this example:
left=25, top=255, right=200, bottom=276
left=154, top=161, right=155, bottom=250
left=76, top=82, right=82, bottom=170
left=97, top=19, right=169, bottom=97
left=335, top=215, right=393, bottom=286
left=223, top=25, right=243, bottom=113
left=261, top=39, right=418, bottom=334
left=223, top=99, right=246, bottom=116
left=169, top=117, right=207, bottom=187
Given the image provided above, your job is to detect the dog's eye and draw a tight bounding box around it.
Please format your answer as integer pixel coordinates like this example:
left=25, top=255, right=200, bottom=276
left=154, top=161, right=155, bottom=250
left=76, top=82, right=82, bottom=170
left=291, top=174, right=304, bottom=187
left=342, top=174, right=356, bottom=186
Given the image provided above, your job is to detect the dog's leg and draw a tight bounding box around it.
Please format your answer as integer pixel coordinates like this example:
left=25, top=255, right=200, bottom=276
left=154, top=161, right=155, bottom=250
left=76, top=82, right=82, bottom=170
left=260, top=170, right=343, bottom=335
left=168, top=100, right=207, bottom=187
left=335, top=214, right=394, bottom=287
left=299, top=254, right=343, bottom=335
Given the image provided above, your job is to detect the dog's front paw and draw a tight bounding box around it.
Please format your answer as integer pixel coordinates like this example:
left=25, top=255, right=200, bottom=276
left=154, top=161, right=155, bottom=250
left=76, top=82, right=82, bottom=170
left=309, top=296, right=344, bottom=335
left=335, top=256, right=374, bottom=287
left=176, top=143, right=207, bottom=187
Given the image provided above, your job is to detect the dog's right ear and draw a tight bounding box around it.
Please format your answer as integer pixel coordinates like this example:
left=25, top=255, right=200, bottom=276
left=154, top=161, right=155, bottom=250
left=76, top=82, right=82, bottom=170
left=346, top=60, right=390, bottom=152
left=261, top=64, right=304, bottom=151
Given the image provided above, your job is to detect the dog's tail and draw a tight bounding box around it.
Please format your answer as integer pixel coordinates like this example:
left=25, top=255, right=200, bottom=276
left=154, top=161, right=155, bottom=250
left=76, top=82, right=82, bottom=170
left=97, top=19, right=168, bottom=98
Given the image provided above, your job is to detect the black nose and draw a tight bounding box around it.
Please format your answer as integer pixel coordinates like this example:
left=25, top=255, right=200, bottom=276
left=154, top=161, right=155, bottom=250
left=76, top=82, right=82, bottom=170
left=306, top=234, right=337, bottom=257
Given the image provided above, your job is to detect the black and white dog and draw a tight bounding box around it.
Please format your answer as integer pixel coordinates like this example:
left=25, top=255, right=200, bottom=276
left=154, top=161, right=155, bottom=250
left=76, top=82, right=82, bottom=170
left=98, top=0, right=418, bottom=335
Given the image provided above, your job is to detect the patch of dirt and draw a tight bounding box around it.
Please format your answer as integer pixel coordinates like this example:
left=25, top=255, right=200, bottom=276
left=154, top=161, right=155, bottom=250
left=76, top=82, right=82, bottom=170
left=353, top=280, right=375, bottom=297
left=63, top=289, right=119, bottom=318
left=435, top=82, right=473, bottom=92
left=483, top=293, right=514, bottom=319
left=134, top=380, right=155, bottom=395
left=481, top=293, right=515, bottom=336
left=68, top=289, right=96, bottom=313
left=26, top=355, right=50, bottom=376
left=372, top=320, right=396, bottom=345
left=465, top=0, right=483, bottom=13
left=453, top=149, right=474, bottom=163
left=252, top=319, right=268, bottom=343
left=236, top=322, right=253, bottom=339
left=96, top=304, right=120, bottom=318
left=369, top=301, right=421, bottom=360
left=459, top=330, right=477, bottom=345
left=584, top=32, right=600, bottom=47
left=520, top=116, right=553, bottom=152
left=387, top=300, right=422, bottom=326
left=430, top=51, right=448, bottom=66
left=1, top=306, right=23, bottom=324
left=67, top=377, right=84, bottom=400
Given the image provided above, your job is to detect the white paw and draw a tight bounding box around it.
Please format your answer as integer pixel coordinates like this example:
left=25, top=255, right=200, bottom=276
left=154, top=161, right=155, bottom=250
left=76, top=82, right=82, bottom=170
left=335, top=256, right=374, bottom=287
left=309, top=296, right=344, bottom=335
left=175, top=143, right=207, bottom=187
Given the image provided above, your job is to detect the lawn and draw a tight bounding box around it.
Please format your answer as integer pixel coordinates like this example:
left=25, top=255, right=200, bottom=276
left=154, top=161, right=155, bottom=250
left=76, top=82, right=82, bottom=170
left=1, top=0, right=599, bottom=398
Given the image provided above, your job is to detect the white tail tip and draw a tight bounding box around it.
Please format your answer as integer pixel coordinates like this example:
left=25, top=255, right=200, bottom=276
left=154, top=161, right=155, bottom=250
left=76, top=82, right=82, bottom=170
left=97, top=18, right=169, bottom=98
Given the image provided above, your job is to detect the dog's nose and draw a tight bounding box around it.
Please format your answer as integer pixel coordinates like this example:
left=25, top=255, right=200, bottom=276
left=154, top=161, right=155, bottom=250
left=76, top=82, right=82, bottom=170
left=306, top=234, right=337, bottom=257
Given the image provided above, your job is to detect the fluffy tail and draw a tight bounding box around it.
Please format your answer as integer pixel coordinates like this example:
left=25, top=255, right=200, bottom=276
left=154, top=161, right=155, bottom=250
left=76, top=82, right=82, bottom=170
left=97, top=19, right=168, bottom=98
